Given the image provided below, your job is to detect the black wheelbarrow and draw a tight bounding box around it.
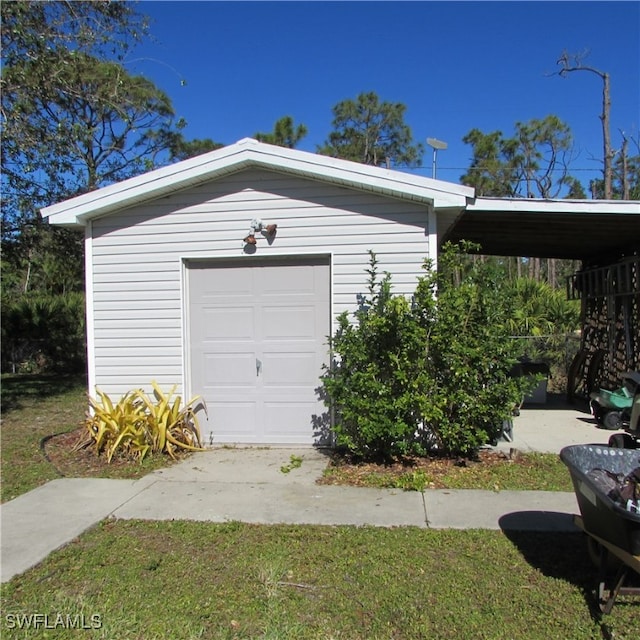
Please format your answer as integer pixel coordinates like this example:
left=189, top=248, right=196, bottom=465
left=560, top=444, right=640, bottom=613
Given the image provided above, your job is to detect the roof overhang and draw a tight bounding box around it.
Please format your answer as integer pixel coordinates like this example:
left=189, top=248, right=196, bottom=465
left=41, top=138, right=473, bottom=228
left=443, top=197, right=640, bottom=262
left=41, top=139, right=639, bottom=264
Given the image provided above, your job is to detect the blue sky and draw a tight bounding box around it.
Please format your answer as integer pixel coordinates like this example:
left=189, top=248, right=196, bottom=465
left=132, top=1, right=640, bottom=189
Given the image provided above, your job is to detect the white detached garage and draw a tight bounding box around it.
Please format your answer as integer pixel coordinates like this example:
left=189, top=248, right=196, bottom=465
left=42, top=138, right=473, bottom=446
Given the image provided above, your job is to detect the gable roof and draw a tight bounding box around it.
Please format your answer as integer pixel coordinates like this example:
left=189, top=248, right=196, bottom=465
left=41, top=137, right=474, bottom=227
left=41, top=137, right=639, bottom=262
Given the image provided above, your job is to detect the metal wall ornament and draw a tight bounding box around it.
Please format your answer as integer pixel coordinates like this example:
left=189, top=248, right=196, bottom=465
left=243, top=218, right=278, bottom=246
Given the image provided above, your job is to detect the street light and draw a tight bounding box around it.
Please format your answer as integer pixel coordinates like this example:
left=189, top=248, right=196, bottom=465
left=427, top=137, right=448, bottom=179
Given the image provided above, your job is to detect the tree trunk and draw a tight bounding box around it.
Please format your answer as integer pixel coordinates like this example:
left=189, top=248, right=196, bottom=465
left=548, top=258, right=556, bottom=288
left=601, top=71, right=613, bottom=199
left=528, top=257, right=541, bottom=281
left=556, top=52, right=613, bottom=199
left=621, top=136, right=630, bottom=199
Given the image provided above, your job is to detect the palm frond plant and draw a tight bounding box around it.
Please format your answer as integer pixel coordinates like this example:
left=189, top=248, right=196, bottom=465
left=77, top=382, right=206, bottom=463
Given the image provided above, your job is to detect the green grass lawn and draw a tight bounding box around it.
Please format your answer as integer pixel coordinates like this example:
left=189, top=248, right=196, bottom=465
left=0, top=374, right=86, bottom=502
left=1, top=374, right=638, bottom=638
left=0, top=374, right=179, bottom=503
left=2, top=521, right=638, bottom=639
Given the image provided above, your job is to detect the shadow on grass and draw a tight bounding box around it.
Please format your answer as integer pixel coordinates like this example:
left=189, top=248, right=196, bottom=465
left=1, top=372, right=87, bottom=413
left=499, top=511, right=638, bottom=628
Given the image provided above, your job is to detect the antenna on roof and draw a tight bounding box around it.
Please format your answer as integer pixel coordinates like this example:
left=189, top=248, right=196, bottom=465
left=427, top=138, right=448, bottom=179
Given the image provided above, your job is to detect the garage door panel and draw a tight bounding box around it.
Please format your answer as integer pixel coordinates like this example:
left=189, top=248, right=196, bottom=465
left=262, top=305, right=316, bottom=339
left=188, top=257, right=330, bottom=444
left=203, top=353, right=256, bottom=386
left=261, top=352, right=320, bottom=386
left=191, top=266, right=254, bottom=300
left=263, top=401, right=319, bottom=443
left=261, top=265, right=315, bottom=295
left=201, top=306, right=255, bottom=340
left=210, top=400, right=259, bottom=441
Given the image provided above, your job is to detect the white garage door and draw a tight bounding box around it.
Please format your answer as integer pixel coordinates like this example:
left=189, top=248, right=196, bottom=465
left=188, top=257, right=330, bottom=444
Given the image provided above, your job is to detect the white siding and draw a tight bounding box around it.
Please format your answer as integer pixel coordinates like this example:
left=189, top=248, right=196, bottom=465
left=89, top=168, right=431, bottom=397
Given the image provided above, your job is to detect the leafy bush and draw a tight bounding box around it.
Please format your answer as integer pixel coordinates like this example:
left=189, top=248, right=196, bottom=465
left=322, top=245, right=532, bottom=459
left=505, top=277, right=580, bottom=391
left=506, top=277, right=579, bottom=336
left=321, top=254, right=432, bottom=460
left=79, top=381, right=206, bottom=463
left=1, top=292, right=86, bottom=373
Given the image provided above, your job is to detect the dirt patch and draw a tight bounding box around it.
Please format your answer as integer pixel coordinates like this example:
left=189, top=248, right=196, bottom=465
left=317, top=449, right=530, bottom=489
left=42, top=427, right=186, bottom=479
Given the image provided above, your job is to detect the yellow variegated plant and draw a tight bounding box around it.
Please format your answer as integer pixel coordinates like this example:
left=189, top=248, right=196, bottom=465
left=138, top=381, right=206, bottom=459
left=79, top=382, right=207, bottom=463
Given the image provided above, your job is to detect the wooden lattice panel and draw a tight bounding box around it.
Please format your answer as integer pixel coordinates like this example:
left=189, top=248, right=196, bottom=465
left=569, top=255, right=639, bottom=395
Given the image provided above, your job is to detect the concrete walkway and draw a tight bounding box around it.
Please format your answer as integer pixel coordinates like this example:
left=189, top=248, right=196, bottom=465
left=0, top=398, right=616, bottom=583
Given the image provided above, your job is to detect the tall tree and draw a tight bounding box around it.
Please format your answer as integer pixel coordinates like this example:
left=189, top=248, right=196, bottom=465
left=590, top=138, right=640, bottom=200
left=318, top=92, right=423, bottom=167
left=168, top=135, right=224, bottom=162
left=255, top=116, right=308, bottom=148
left=556, top=50, right=614, bottom=199
left=619, top=150, right=640, bottom=200
left=514, top=116, right=575, bottom=198
left=0, top=0, right=145, bottom=68
left=1, top=1, right=185, bottom=372
left=461, top=116, right=579, bottom=285
left=460, top=129, right=520, bottom=197
left=461, top=116, right=576, bottom=199
left=1, top=1, right=182, bottom=295
left=565, top=177, right=587, bottom=199
left=1, top=2, right=180, bottom=230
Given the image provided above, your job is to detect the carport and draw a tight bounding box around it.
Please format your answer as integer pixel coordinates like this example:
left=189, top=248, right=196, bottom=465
left=441, top=196, right=640, bottom=396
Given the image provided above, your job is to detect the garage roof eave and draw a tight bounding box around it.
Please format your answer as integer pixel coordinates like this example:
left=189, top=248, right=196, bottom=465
left=445, top=197, right=640, bottom=261
left=41, top=138, right=474, bottom=226
left=469, top=196, right=640, bottom=215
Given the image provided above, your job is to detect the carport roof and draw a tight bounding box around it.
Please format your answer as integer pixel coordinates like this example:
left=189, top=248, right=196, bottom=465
left=442, top=197, right=640, bottom=262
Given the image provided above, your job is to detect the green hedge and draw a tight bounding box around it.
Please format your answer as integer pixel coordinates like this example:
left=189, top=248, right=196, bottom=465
left=1, top=292, right=86, bottom=373
left=322, top=245, right=533, bottom=459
